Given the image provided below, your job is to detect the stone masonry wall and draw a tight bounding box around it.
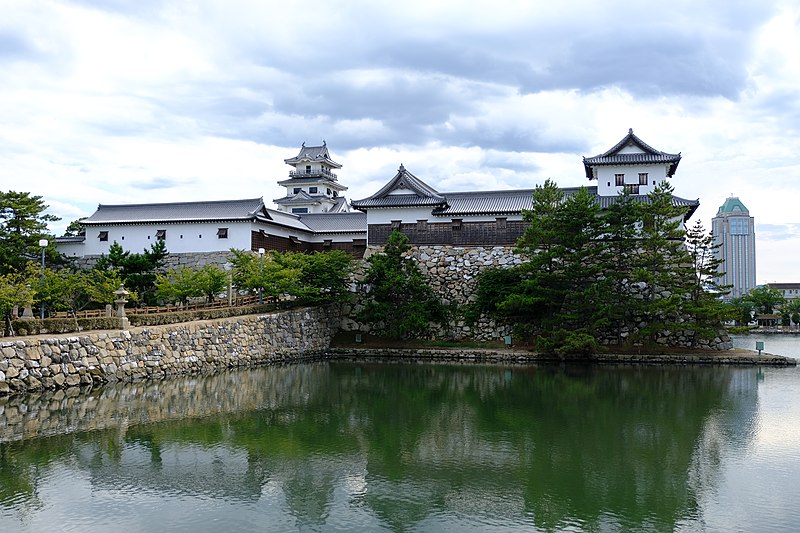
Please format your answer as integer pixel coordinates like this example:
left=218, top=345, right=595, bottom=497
left=0, top=305, right=340, bottom=395
left=340, top=244, right=733, bottom=349
left=341, top=245, right=521, bottom=341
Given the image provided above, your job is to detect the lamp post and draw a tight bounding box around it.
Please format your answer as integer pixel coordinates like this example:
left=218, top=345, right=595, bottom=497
left=38, top=238, right=48, bottom=320
left=258, top=248, right=265, bottom=305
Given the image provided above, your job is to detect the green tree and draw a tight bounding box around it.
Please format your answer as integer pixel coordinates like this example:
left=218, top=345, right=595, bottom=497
left=0, top=263, right=38, bottom=335
left=229, top=249, right=352, bottom=305
left=596, top=191, right=643, bottom=344
left=155, top=266, right=202, bottom=305
left=62, top=218, right=87, bottom=237
left=682, top=220, right=732, bottom=346
left=358, top=230, right=447, bottom=339
left=195, top=264, right=228, bottom=303
left=783, top=299, right=800, bottom=327
left=36, top=268, right=122, bottom=322
left=94, top=240, right=168, bottom=305
left=156, top=263, right=229, bottom=305
left=503, top=182, right=604, bottom=352
left=744, top=286, right=785, bottom=315
left=632, top=182, right=693, bottom=343
left=0, top=191, right=60, bottom=275
left=725, top=297, right=755, bottom=326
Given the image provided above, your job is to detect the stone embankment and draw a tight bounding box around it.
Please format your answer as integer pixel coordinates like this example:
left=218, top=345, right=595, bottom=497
left=326, top=347, right=796, bottom=366
left=0, top=306, right=339, bottom=395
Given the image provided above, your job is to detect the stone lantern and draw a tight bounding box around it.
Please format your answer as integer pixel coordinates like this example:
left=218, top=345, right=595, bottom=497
left=114, top=285, right=130, bottom=330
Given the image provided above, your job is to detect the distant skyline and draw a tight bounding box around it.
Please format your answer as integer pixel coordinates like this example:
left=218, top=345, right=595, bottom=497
left=1, top=0, right=798, bottom=282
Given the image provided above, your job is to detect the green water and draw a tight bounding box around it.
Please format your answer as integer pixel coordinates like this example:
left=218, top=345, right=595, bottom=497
left=1, top=358, right=799, bottom=532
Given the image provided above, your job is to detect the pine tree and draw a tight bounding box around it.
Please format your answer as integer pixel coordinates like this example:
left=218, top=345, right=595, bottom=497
left=633, top=182, right=693, bottom=343
left=358, top=230, right=447, bottom=339
left=683, top=219, right=731, bottom=346
left=0, top=191, right=60, bottom=275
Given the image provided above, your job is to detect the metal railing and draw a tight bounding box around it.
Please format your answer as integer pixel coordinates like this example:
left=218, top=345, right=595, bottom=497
left=288, top=168, right=338, bottom=180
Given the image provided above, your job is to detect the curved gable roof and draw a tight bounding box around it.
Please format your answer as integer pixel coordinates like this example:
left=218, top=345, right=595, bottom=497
left=283, top=141, right=342, bottom=169
left=583, top=128, right=681, bottom=179
left=351, top=165, right=446, bottom=209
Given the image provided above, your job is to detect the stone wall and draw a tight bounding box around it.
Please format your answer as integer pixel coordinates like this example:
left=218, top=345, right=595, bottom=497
left=70, top=250, right=236, bottom=271
left=341, top=245, right=521, bottom=341
left=340, top=244, right=734, bottom=349
left=0, top=305, right=340, bottom=395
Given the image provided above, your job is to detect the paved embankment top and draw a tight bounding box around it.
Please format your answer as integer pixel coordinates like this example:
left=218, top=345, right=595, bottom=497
left=326, top=347, right=796, bottom=366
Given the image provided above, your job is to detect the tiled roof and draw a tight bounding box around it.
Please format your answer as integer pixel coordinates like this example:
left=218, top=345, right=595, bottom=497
left=283, top=141, right=342, bottom=169
left=259, top=209, right=313, bottom=233
left=434, top=186, right=698, bottom=220
left=81, top=198, right=268, bottom=225
left=432, top=189, right=537, bottom=216
left=351, top=165, right=446, bottom=209
left=274, top=191, right=328, bottom=206
left=583, top=129, right=681, bottom=178
left=300, top=212, right=367, bottom=233
left=277, top=177, right=347, bottom=189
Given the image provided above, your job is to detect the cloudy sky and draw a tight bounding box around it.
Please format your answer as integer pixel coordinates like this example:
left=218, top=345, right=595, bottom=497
left=1, top=0, right=798, bottom=282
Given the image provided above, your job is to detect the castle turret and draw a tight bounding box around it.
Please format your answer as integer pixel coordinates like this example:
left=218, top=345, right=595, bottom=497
left=274, top=141, right=349, bottom=214
left=583, top=129, right=682, bottom=197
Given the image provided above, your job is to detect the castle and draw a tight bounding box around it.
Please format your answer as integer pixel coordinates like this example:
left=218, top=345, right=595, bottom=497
left=56, top=130, right=699, bottom=261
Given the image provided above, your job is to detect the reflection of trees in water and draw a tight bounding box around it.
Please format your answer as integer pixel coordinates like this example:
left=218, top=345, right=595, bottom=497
left=0, top=362, right=760, bottom=531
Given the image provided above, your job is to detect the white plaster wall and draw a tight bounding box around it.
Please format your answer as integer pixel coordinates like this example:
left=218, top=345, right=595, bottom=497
left=366, top=207, right=439, bottom=225
left=594, top=163, right=670, bottom=196
left=58, top=241, right=85, bottom=258
left=367, top=208, right=525, bottom=225
left=67, top=221, right=254, bottom=256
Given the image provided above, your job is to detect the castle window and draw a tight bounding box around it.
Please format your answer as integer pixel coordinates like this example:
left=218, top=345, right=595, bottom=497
left=323, top=239, right=332, bottom=248
left=156, top=229, right=166, bottom=240
left=623, top=184, right=640, bottom=195
left=305, top=165, right=311, bottom=174
left=293, top=187, right=302, bottom=194
left=451, top=219, right=462, bottom=230
left=496, top=217, right=507, bottom=230
left=639, top=173, right=648, bottom=185
left=615, top=174, right=625, bottom=186
left=98, top=231, right=108, bottom=241
left=292, top=208, right=308, bottom=214
left=327, top=188, right=332, bottom=196
left=309, top=186, right=318, bottom=194
left=417, top=220, right=427, bottom=231
left=391, top=220, right=402, bottom=230
left=217, top=228, right=228, bottom=239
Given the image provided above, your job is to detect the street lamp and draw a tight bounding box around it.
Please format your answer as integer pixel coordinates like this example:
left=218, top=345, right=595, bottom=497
left=38, top=239, right=48, bottom=320
left=258, top=248, right=265, bottom=305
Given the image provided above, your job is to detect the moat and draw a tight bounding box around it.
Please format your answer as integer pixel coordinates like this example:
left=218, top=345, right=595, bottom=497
left=1, top=337, right=798, bottom=532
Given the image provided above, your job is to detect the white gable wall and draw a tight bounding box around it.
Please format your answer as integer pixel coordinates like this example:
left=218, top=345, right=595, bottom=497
left=595, top=163, right=671, bottom=196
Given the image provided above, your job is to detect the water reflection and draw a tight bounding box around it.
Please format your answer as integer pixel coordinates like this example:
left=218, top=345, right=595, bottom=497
left=0, top=362, right=772, bottom=532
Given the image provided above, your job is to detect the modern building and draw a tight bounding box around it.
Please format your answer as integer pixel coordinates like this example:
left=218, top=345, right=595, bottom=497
left=766, top=283, right=800, bottom=303
left=712, top=196, right=756, bottom=299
